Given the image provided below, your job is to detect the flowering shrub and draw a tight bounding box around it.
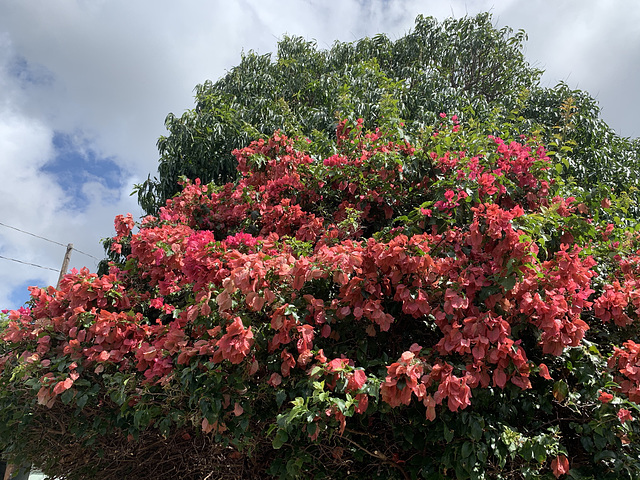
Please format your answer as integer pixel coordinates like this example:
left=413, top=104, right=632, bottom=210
left=1, top=116, right=640, bottom=479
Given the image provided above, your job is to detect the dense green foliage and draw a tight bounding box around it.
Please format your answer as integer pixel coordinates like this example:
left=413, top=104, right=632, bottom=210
left=136, top=13, right=541, bottom=213
left=3, top=12, right=640, bottom=480
left=136, top=14, right=639, bottom=219
left=3, top=112, right=640, bottom=479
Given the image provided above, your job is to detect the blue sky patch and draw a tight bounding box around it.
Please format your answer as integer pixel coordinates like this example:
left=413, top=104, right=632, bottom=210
left=7, top=278, right=42, bottom=310
left=42, top=132, right=125, bottom=210
left=7, top=54, right=54, bottom=87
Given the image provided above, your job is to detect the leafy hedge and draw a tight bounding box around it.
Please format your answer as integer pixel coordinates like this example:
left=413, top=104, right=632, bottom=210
left=2, top=115, right=640, bottom=479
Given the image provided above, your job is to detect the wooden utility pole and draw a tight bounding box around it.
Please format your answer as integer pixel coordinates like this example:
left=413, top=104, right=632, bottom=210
left=56, top=243, right=73, bottom=289
left=2, top=463, right=30, bottom=480
left=3, top=245, right=73, bottom=479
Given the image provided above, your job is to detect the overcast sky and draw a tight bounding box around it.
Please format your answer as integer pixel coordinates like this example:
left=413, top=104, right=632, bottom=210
left=0, top=0, right=639, bottom=310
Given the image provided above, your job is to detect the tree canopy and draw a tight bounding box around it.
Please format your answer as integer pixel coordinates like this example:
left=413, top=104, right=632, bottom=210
left=136, top=13, right=542, bottom=213
left=136, top=13, right=639, bottom=220
left=4, top=111, right=640, bottom=478
left=3, top=12, right=640, bottom=480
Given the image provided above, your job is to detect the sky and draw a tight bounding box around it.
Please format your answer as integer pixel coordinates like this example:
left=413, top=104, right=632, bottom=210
left=0, top=0, right=639, bottom=310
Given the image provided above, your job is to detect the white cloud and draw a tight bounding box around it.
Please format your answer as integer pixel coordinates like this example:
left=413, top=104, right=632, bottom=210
left=0, top=28, right=141, bottom=308
left=0, top=105, right=141, bottom=308
left=496, top=0, right=640, bottom=137
left=0, top=0, right=639, bottom=309
left=0, top=111, right=64, bottom=307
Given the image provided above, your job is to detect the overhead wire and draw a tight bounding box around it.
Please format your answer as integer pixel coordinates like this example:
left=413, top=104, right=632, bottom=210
left=0, top=254, right=59, bottom=272
left=0, top=221, right=101, bottom=261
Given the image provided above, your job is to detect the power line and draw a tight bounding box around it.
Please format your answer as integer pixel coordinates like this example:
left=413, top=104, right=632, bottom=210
left=0, top=221, right=66, bottom=247
left=0, top=254, right=59, bottom=272
left=0, top=221, right=101, bottom=261
left=71, top=247, right=100, bottom=261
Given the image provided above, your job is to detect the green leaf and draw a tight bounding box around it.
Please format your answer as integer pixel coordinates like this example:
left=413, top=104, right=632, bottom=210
left=276, top=390, right=287, bottom=408
left=593, top=450, right=617, bottom=463
left=76, top=394, right=89, bottom=409
left=60, top=388, right=75, bottom=405
left=444, top=425, right=454, bottom=442
left=273, top=429, right=289, bottom=449
left=469, top=419, right=483, bottom=441
left=500, top=275, right=517, bottom=291
left=461, top=441, right=474, bottom=459
left=553, top=381, right=569, bottom=402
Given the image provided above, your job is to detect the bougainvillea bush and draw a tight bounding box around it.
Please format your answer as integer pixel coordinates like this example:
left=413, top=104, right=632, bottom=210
left=2, top=116, right=640, bottom=479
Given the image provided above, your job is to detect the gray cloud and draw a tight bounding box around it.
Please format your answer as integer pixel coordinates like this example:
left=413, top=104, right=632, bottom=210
left=496, top=0, right=640, bottom=137
left=0, top=0, right=638, bottom=308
